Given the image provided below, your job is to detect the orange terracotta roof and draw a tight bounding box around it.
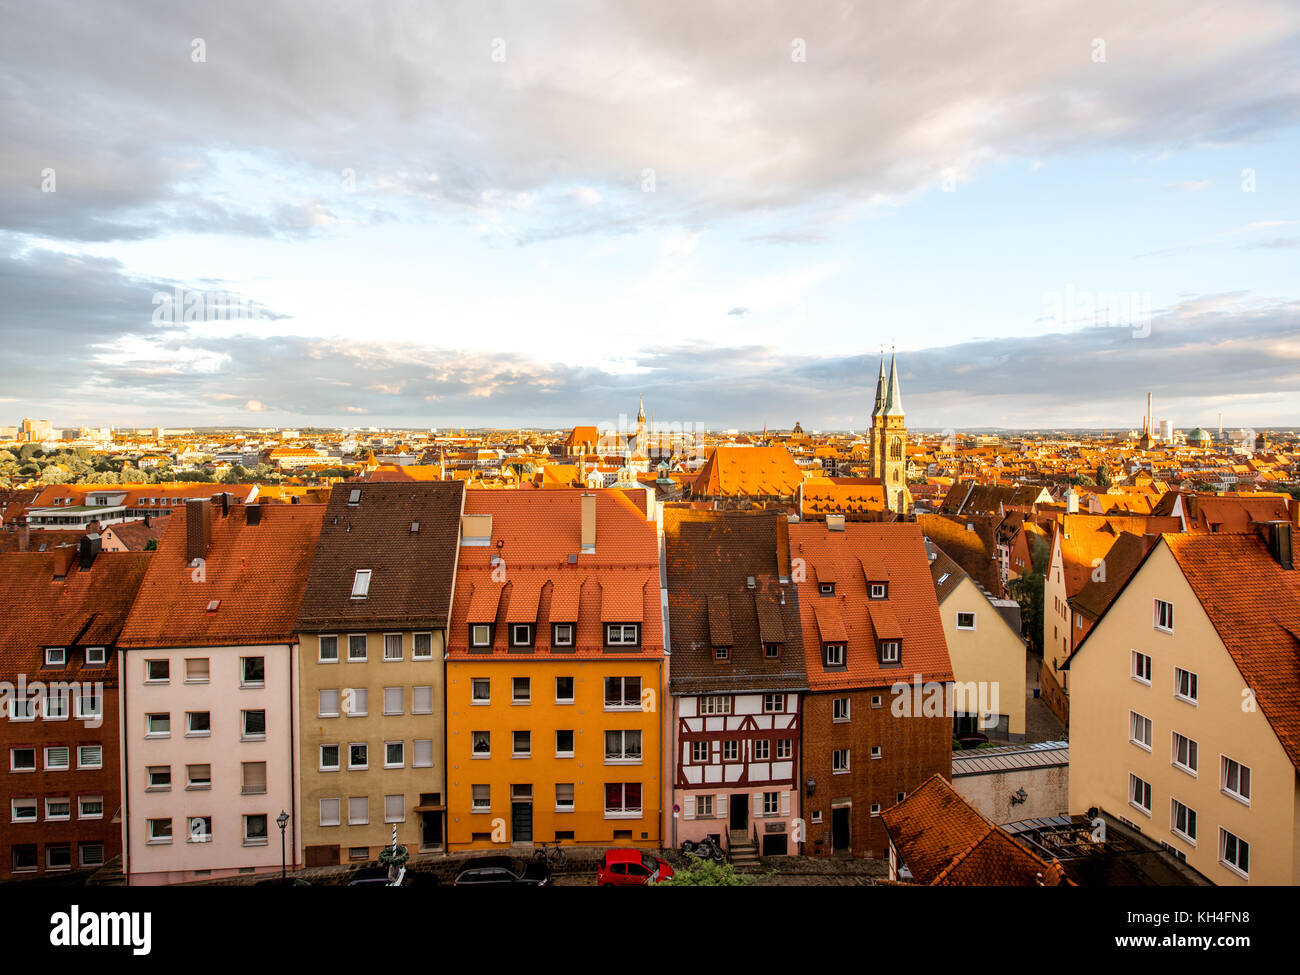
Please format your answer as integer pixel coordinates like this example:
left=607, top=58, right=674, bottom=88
left=692, top=446, right=804, bottom=498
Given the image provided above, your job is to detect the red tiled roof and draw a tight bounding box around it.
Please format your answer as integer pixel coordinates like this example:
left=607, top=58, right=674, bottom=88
left=692, top=446, right=804, bottom=498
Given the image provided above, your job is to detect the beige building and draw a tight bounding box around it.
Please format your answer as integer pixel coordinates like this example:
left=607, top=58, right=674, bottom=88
left=930, top=545, right=1027, bottom=740
left=295, top=481, right=465, bottom=866
left=1063, top=527, right=1300, bottom=885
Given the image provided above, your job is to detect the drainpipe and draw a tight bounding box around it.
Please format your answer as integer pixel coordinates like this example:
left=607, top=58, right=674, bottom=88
left=288, top=641, right=297, bottom=870
left=119, top=646, right=130, bottom=886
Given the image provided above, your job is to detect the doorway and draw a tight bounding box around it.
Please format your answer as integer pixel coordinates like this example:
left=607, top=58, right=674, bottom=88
left=832, top=806, right=850, bottom=852
left=511, top=802, right=533, bottom=843
left=730, top=793, right=747, bottom=833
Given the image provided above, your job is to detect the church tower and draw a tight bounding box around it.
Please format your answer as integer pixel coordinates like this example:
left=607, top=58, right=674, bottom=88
left=634, top=396, right=648, bottom=456
left=870, top=353, right=908, bottom=513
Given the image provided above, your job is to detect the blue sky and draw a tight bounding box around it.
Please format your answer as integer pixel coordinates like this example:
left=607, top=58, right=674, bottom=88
left=2, top=1, right=1298, bottom=430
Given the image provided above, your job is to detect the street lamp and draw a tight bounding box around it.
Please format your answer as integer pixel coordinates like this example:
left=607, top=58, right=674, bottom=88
left=276, top=810, right=290, bottom=883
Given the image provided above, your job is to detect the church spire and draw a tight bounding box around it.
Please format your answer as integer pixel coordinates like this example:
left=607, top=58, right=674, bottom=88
left=884, top=352, right=904, bottom=417
left=871, top=355, right=887, bottom=417
left=637, top=396, right=645, bottom=422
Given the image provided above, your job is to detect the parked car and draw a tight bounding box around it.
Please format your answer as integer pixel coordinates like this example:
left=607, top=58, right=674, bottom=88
left=452, top=856, right=551, bottom=886
left=597, top=849, right=674, bottom=886
left=347, top=866, right=435, bottom=887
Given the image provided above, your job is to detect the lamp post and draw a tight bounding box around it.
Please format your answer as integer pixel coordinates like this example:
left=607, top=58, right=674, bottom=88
left=276, top=810, right=289, bottom=884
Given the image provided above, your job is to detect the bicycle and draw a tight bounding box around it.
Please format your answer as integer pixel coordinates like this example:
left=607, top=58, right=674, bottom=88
left=533, top=841, right=568, bottom=868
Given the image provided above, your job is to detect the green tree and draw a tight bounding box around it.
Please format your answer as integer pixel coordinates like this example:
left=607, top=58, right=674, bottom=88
left=652, top=858, right=753, bottom=887
left=1096, top=464, right=1111, bottom=488
left=1009, top=571, right=1044, bottom=655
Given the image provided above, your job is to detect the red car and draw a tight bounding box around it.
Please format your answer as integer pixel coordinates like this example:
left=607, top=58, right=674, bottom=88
left=597, top=849, right=674, bottom=886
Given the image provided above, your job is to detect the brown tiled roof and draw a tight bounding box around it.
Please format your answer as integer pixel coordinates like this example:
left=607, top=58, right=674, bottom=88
left=119, top=503, right=325, bottom=648
left=880, top=774, right=1071, bottom=885
left=1069, top=531, right=1154, bottom=621
left=1055, top=513, right=1182, bottom=596
left=664, top=509, right=808, bottom=693
left=296, top=481, right=464, bottom=631
left=103, top=519, right=167, bottom=551
left=692, top=446, right=804, bottom=498
left=916, top=513, right=1001, bottom=593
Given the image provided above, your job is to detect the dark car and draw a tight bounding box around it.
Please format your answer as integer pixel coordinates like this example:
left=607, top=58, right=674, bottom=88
left=453, top=856, right=551, bottom=886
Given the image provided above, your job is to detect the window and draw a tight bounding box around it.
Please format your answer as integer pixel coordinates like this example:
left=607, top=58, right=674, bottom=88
left=146, top=766, right=171, bottom=790
left=605, top=623, right=639, bottom=647
left=697, top=694, right=730, bottom=715
left=241, top=762, right=267, bottom=795
left=956, top=612, right=976, bottom=630
left=42, top=745, right=68, bottom=771
left=763, top=643, right=781, bottom=659
left=186, top=711, right=211, bottom=736
left=556, top=783, right=575, bottom=812
left=320, top=798, right=341, bottom=827
left=45, top=647, right=67, bottom=667
left=870, top=746, right=882, bottom=760
left=319, top=635, right=339, bottom=662
left=347, top=687, right=367, bottom=716
left=763, top=693, right=785, bottom=713
left=763, top=792, right=780, bottom=816
left=753, top=740, right=770, bottom=761
left=1171, top=732, right=1198, bottom=775
left=11, top=798, right=37, bottom=822
left=347, top=488, right=362, bottom=506
left=243, top=814, right=269, bottom=845
left=552, top=623, right=574, bottom=647
left=511, top=624, right=533, bottom=648
left=413, top=686, right=433, bottom=714
left=1219, top=829, right=1249, bottom=879
left=348, top=634, right=367, bottom=661
left=691, top=741, right=709, bottom=762
left=879, top=641, right=901, bottom=664
left=79, top=844, right=104, bottom=868
left=871, top=694, right=884, bottom=709
left=1221, top=756, right=1251, bottom=804
left=186, top=764, right=211, bottom=789
left=46, top=845, right=72, bottom=870
left=9, top=695, right=33, bottom=721
left=78, top=795, right=104, bottom=819
left=241, top=710, right=266, bottom=740
left=776, top=739, right=792, bottom=760
left=188, top=817, right=213, bottom=843
left=77, top=745, right=102, bottom=769
left=75, top=686, right=101, bottom=721
left=1154, top=598, right=1174, bottom=633
left=470, top=624, right=493, bottom=647
left=696, top=795, right=715, bottom=818
left=556, top=730, right=575, bottom=758
left=1174, top=668, right=1198, bottom=704
left=471, top=785, right=491, bottom=812
left=832, top=749, right=850, bottom=773
left=413, top=740, right=433, bottom=768
left=722, top=740, right=740, bottom=762
left=1170, top=798, right=1197, bottom=844
left=85, top=647, right=106, bottom=666
left=147, top=818, right=173, bottom=844
left=714, top=645, right=729, bottom=660
left=385, top=795, right=405, bottom=824
left=348, top=743, right=368, bottom=770
left=384, top=633, right=402, bottom=661
left=320, top=744, right=340, bottom=771
left=512, top=677, right=531, bottom=704
left=819, top=583, right=835, bottom=596
left=1129, top=773, right=1152, bottom=815
left=605, top=730, right=642, bottom=762
left=824, top=643, right=846, bottom=667
left=513, top=730, right=532, bottom=758
left=413, top=632, right=434, bottom=660
left=184, top=657, right=209, bottom=683
left=319, top=689, right=340, bottom=717
left=383, top=686, right=403, bottom=716
left=351, top=569, right=372, bottom=598
left=472, top=731, right=491, bottom=758
left=348, top=847, right=369, bottom=861
left=348, top=798, right=369, bottom=826
left=145, top=659, right=170, bottom=683
left=555, top=676, right=574, bottom=703
left=869, top=582, right=888, bottom=600
left=1131, top=650, right=1152, bottom=684
left=11, top=846, right=37, bottom=873
left=604, top=783, right=642, bottom=815
left=471, top=678, right=490, bottom=704
left=1130, top=711, right=1152, bottom=750
left=241, top=656, right=265, bottom=686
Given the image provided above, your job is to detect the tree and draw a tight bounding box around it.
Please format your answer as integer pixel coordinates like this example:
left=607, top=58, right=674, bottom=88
left=652, top=858, right=753, bottom=887
left=1008, top=571, right=1044, bottom=656
left=1096, top=464, right=1111, bottom=488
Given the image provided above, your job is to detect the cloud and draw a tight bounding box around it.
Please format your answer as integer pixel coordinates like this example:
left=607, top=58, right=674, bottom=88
left=727, top=307, right=749, bottom=317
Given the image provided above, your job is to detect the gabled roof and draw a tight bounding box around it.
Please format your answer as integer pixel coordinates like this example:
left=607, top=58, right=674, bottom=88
left=692, top=446, right=804, bottom=498
left=1069, top=531, right=1154, bottom=621
left=297, top=481, right=465, bottom=631
left=119, top=504, right=325, bottom=649
left=915, top=513, right=1001, bottom=594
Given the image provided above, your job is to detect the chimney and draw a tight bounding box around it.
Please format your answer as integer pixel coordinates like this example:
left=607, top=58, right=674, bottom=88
left=1256, top=521, right=1293, bottom=570
left=52, top=546, right=76, bottom=579
left=17, top=519, right=29, bottom=553
left=78, top=533, right=102, bottom=571
left=1066, top=489, right=1079, bottom=514
left=246, top=504, right=261, bottom=527
left=826, top=513, right=846, bottom=532
left=581, top=492, right=596, bottom=553
left=186, top=498, right=212, bottom=563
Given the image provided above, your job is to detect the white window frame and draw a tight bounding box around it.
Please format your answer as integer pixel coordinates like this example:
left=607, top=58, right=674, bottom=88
left=1129, top=711, right=1152, bottom=751
left=1218, top=828, right=1249, bottom=879
left=470, top=624, right=492, bottom=647
left=1171, top=731, right=1198, bottom=776
left=44, top=647, right=67, bottom=667
left=511, top=624, right=533, bottom=648
left=552, top=623, right=574, bottom=647
left=1131, top=650, right=1152, bottom=685
left=832, top=749, right=850, bottom=774
left=9, top=748, right=35, bottom=772
left=319, top=744, right=340, bottom=772
left=1128, top=773, right=1152, bottom=816
left=1174, top=667, right=1198, bottom=705
left=471, top=678, right=491, bottom=705
left=348, top=743, right=369, bottom=770
left=77, top=744, right=102, bottom=769
left=383, top=633, right=403, bottom=661
left=1170, top=798, right=1197, bottom=845
left=956, top=611, right=976, bottom=631
left=319, top=798, right=341, bottom=828
left=351, top=569, right=372, bottom=599
left=384, top=741, right=404, bottom=769
left=512, top=677, right=531, bottom=705
left=833, top=697, right=850, bottom=722
left=824, top=643, right=846, bottom=667
left=347, top=633, right=368, bottom=661
left=1221, top=755, right=1251, bottom=805
left=412, top=685, right=434, bottom=715
left=879, top=640, right=901, bottom=664
left=84, top=646, right=106, bottom=666
left=412, top=631, right=434, bottom=660
left=1153, top=598, right=1174, bottom=634
left=78, top=795, right=104, bottom=820
left=555, top=676, right=575, bottom=704
left=318, top=634, right=339, bottom=663
left=413, top=739, right=433, bottom=768
left=605, top=623, right=639, bottom=646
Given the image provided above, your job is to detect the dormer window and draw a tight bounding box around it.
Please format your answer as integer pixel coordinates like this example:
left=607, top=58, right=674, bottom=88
left=552, top=623, right=574, bottom=647
left=763, top=643, right=781, bottom=659
left=85, top=647, right=106, bottom=666
left=470, top=624, right=493, bottom=648
left=605, top=624, right=640, bottom=648
left=714, top=646, right=729, bottom=660
left=351, top=569, right=371, bottom=599
left=879, top=640, right=901, bottom=665
left=869, top=582, right=888, bottom=600
left=824, top=643, right=846, bottom=668
left=511, top=624, right=533, bottom=648
left=819, top=583, right=835, bottom=596
left=347, top=489, right=361, bottom=507
left=44, top=648, right=66, bottom=667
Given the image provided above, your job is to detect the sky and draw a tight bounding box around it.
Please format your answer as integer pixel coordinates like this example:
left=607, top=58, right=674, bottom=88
left=1, top=0, right=1298, bottom=432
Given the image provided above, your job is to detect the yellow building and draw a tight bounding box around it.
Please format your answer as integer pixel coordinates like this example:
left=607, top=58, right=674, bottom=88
left=1063, top=528, right=1300, bottom=885
left=445, top=489, right=666, bottom=851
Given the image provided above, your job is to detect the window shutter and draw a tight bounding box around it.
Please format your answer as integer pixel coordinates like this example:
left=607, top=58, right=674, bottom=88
left=716, top=794, right=728, bottom=818
left=683, top=796, right=695, bottom=820
left=780, top=791, right=791, bottom=817
left=752, top=793, right=762, bottom=817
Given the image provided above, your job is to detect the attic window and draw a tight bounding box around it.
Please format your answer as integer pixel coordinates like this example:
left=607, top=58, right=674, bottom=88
left=869, top=582, right=888, bottom=599
left=763, top=643, right=781, bottom=659
left=714, top=646, right=730, bottom=660
left=879, top=640, right=901, bottom=665
left=44, top=648, right=67, bottom=667
left=823, top=643, right=846, bottom=668
left=819, top=582, right=835, bottom=596
left=937, top=573, right=950, bottom=586
left=206, top=600, right=221, bottom=613
left=351, top=569, right=372, bottom=599
left=347, top=489, right=362, bottom=507
left=410, top=522, right=420, bottom=534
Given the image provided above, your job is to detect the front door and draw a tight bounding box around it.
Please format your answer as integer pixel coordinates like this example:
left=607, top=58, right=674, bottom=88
left=730, top=793, right=747, bottom=833
left=420, top=811, right=443, bottom=850
left=832, top=806, right=851, bottom=851
left=511, top=802, right=533, bottom=843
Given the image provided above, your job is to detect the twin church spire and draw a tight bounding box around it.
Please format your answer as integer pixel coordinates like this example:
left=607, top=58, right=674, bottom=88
left=868, top=351, right=908, bottom=513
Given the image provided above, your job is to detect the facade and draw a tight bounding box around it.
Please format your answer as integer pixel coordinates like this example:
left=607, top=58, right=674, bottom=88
left=0, top=541, right=149, bottom=879
left=1064, top=527, right=1300, bottom=885
left=868, top=354, right=908, bottom=513
left=789, top=521, right=954, bottom=858
left=664, top=509, right=808, bottom=856
left=295, top=481, right=464, bottom=866
left=445, top=489, right=667, bottom=851
left=116, top=499, right=324, bottom=885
